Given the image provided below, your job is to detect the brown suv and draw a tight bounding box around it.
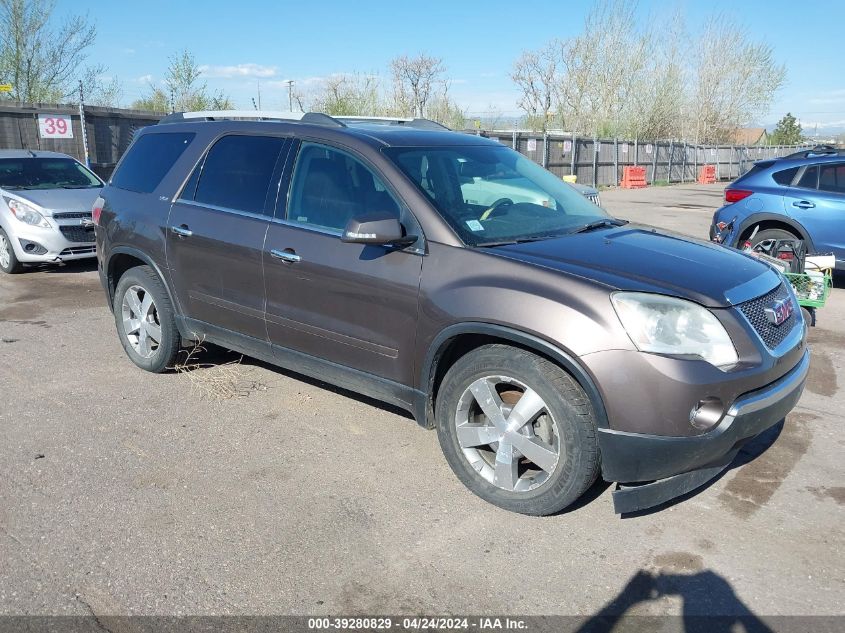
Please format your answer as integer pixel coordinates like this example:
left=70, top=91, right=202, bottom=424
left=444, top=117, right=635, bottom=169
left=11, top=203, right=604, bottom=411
left=94, top=111, right=809, bottom=515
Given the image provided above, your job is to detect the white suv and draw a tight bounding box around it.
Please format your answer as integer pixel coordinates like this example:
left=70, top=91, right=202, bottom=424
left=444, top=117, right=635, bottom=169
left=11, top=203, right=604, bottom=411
left=0, top=150, right=103, bottom=273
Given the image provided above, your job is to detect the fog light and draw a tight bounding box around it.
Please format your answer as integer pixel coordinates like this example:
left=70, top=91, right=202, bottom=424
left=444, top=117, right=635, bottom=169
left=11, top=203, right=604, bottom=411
left=690, top=397, right=725, bottom=431
left=18, top=238, right=47, bottom=255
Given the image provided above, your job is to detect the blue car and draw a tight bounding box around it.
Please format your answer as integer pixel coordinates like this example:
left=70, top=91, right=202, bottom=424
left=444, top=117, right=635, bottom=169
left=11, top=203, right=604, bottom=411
left=710, top=145, right=845, bottom=270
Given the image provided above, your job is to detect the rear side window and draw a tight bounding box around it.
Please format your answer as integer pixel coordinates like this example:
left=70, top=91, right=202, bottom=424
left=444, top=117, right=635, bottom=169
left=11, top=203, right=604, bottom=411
left=111, top=132, right=194, bottom=193
left=772, top=167, right=798, bottom=186
left=796, top=165, right=818, bottom=189
left=193, top=135, right=285, bottom=215
left=819, top=163, right=845, bottom=194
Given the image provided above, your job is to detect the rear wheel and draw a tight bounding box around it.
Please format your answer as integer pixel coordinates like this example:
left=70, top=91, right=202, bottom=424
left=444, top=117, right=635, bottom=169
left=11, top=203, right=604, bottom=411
left=747, top=227, right=799, bottom=250
left=0, top=228, right=23, bottom=274
left=113, top=265, right=181, bottom=372
left=435, top=344, right=600, bottom=516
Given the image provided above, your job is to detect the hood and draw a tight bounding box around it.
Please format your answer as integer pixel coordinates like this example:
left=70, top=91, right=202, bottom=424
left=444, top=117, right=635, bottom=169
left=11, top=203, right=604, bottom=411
left=491, top=224, right=779, bottom=308
left=4, top=187, right=102, bottom=215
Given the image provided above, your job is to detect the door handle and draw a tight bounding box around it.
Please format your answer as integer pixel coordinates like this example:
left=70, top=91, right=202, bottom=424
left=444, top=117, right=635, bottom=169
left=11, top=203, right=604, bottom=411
left=171, top=225, right=193, bottom=237
left=270, top=248, right=301, bottom=263
left=792, top=201, right=815, bottom=209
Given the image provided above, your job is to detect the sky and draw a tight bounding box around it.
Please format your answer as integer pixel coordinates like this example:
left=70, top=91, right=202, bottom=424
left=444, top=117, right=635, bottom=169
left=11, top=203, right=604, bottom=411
left=71, top=0, right=845, bottom=133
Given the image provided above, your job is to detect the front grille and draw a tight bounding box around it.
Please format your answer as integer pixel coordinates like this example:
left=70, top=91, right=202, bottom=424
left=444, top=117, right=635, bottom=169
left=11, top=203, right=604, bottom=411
left=586, top=194, right=601, bottom=205
left=59, top=246, right=96, bottom=256
left=53, top=211, right=92, bottom=220
left=58, top=225, right=95, bottom=243
left=737, top=282, right=798, bottom=349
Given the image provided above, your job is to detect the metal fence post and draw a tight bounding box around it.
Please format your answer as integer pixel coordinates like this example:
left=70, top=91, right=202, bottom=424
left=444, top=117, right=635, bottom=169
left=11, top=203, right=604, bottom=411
left=613, top=137, right=618, bottom=186
left=542, top=131, right=549, bottom=169
left=512, top=127, right=517, bottom=150
left=716, top=147, right=720, bottom=182
left=592, top=136, right=598, bottom=186
left=570, top=130, right=577, bottom=180
left=681, top=142, right=687, bottom=183
left=668, top=140, right=674, bottom=184
left=651, top=142, right=658, bottom=184
left=633, top=137, right=638, bottom=166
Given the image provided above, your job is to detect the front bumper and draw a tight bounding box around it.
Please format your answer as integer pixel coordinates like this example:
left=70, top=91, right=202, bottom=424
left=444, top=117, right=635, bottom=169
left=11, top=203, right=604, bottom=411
left=598, top=349, right=809, bottom=513
left=9, top=221, right=95, bottom=263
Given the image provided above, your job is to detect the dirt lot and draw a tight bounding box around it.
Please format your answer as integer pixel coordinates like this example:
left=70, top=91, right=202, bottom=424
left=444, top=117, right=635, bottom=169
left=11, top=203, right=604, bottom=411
left=0, top=184, right=843, bottom=620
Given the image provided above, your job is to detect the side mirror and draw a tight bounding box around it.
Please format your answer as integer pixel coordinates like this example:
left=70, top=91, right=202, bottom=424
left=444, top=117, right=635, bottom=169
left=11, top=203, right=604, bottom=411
left=341, top=212, right=417, bottom=247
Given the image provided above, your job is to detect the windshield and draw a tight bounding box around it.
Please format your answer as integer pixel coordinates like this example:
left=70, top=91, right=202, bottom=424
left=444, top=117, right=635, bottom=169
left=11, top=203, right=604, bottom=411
left=384, top=144, right=609, bottom=246
left=0, top=157, right=102, bottom=190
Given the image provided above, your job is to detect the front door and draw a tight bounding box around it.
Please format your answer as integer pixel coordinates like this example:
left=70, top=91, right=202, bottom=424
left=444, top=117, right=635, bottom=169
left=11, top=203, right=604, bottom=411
left=167, top=134, right=287, bottom=340
left=263, top=141, right=423, bottom=385
left=784, top=161, right=845, bottom=266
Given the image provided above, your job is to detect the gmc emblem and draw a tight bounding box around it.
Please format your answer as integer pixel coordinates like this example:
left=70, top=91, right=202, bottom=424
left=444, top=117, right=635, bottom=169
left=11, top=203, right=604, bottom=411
left=764, top=298, right=794, bottom=326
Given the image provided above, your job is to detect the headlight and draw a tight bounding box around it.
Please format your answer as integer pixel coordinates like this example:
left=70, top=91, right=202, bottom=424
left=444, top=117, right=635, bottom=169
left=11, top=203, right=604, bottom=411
left=4, top=198, right=51, bottom=228
left=611, top=292, right=738, bottom=368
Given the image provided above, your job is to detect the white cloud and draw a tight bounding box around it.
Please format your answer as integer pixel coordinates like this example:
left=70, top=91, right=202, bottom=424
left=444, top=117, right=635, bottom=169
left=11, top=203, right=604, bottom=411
left=199, top=63, right=278, bottom=79
left=122, top=48, right=135, bottom=55
left=134, top=74, right=154, bottom=84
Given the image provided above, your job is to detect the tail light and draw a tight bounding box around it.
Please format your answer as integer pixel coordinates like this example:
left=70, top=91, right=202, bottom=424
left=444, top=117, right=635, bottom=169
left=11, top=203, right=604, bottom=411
left=92, top=197, right=104, bottom=225
left=725, top=189, right=753, bottom=204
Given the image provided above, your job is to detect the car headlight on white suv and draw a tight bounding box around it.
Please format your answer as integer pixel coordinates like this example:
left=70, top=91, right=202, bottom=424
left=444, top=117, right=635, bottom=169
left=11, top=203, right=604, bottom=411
left=4, top=197, right=51, bottom=228
left=611, top=292, right=738, bottom=369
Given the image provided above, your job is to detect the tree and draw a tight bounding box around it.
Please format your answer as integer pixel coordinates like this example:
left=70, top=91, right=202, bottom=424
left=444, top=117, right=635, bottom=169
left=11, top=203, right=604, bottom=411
left=390, top=53, right=445, bottom=117
left=511, top=42, right=558, bottom=132
left=132, top=50, right=233, bottom=112
left=0, top=0, right=100, bottom=102
left=310, top=73, right=383, bottom=116
left=689, top=15, right=785, bottom=143
left=769, top=112, right=803, bottom=145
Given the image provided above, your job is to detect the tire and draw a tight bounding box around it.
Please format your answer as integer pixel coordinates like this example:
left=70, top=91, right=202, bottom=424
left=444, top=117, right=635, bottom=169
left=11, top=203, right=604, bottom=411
left=435, top=344, right=599, bottom=516
left=113, top=265, right=181, bottom=373
left=747, top=228, right=799, bottom=250
left=0, top=227, right=24, bottom=274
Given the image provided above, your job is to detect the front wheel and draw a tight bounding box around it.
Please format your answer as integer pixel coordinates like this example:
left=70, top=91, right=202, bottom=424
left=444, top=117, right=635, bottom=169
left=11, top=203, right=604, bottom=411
left=113, top=265, right=181, bottom=373
left=0, top=228, right=24, bottom=274
left=435, top=344, right=600, bottom=516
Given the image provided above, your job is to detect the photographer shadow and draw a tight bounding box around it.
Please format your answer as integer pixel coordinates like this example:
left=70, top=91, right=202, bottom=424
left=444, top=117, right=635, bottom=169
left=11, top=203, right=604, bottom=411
left=577, top=569, right=773, bottom=633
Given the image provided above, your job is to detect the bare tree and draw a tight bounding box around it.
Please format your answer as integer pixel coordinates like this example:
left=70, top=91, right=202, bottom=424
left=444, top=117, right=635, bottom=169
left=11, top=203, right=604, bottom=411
left=690, top=15, right=785, bottom=143
left=0, top=0, right=99, bottom=102
left=511, top=42, right=558, bottom=132
left=389, top=53, right=445, bottom=117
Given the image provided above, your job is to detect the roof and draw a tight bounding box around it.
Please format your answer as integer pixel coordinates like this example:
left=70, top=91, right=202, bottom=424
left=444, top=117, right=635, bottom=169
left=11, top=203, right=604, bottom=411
left=731, top=128, right=768, bottom=145
left=153, top=110, right=497, bottom=149
left=0, top=149, right=74, bottom=159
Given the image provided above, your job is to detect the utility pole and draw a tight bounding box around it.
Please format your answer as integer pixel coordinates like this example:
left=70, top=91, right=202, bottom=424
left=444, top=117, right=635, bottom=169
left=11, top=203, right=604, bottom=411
left=285, top=80, right=294, bottom=111
left=257, top=80, right=262, bottom=110
left=78, top=81, right=91, bottom=168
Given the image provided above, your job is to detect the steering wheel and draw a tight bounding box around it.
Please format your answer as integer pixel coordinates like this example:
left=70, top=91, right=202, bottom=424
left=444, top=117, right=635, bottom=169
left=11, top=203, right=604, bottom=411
left=480, top=198, right=514, bottom=220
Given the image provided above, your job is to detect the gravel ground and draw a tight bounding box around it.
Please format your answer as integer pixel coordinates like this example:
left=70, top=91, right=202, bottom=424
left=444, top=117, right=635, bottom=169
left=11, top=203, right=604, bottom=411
left=0, top=183, right=842, bottom=621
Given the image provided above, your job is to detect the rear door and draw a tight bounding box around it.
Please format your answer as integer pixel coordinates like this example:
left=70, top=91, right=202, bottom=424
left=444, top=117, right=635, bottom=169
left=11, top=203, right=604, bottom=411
left=167, top=134, right=288, bottom=341
left=263, top=141, right=423, bottom=385
left=784, top=162, right=845, bottom=265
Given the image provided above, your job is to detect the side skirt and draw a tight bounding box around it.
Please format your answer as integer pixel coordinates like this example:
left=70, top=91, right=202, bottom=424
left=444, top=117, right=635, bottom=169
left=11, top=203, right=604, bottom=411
left=179, top=317, right=427, bottom=423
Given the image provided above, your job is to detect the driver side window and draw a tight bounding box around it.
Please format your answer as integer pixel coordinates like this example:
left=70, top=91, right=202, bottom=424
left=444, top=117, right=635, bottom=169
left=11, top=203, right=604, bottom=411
left=287, top=143, right=401, bottom=232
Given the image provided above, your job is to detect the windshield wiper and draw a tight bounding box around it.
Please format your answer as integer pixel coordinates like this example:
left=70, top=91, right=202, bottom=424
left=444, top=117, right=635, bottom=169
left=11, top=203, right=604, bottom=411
left=569, top=218, right=628, bottom=234
left=476, top=235, right=560, bottom=247
left=60, top=184, right=97, bottom=189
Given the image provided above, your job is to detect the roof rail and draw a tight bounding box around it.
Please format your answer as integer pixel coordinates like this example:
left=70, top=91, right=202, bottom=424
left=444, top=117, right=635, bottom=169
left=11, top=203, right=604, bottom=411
left=335, top=116, right=450, bottom=131
left=782, top=144, right=845, bottom=160
left=157, top=110, right=345, bottom=127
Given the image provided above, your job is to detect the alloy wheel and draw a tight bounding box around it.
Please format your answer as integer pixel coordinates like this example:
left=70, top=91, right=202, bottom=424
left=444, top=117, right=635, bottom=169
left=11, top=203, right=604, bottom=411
left=455, top=375, right=561, bottom=492
left=0, top=233, right=10, bottom=269
left=121, top=285, right=162, bottom=358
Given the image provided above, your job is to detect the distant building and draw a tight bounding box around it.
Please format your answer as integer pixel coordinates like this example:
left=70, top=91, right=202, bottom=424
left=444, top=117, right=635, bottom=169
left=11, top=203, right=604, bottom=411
left=730, top=127, right=769, bottom=146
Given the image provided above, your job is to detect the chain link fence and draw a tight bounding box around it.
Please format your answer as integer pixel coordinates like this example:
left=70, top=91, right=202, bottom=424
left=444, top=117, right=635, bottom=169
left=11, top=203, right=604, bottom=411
left=476, top=130, right=811, bottom=187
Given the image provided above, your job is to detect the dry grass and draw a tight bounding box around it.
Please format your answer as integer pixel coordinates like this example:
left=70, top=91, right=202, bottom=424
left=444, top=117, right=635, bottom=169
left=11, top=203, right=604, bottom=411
left=172, top=339, right=267, bottom=400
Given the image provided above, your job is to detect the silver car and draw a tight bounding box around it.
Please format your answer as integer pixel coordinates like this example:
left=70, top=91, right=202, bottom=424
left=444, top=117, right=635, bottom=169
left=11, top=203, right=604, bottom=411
left=0, top=150, right=103, bottom=273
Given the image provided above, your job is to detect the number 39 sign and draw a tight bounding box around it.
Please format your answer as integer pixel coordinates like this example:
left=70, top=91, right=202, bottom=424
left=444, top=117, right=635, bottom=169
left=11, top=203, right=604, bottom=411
left=38, top=114, right=74, bottom=139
